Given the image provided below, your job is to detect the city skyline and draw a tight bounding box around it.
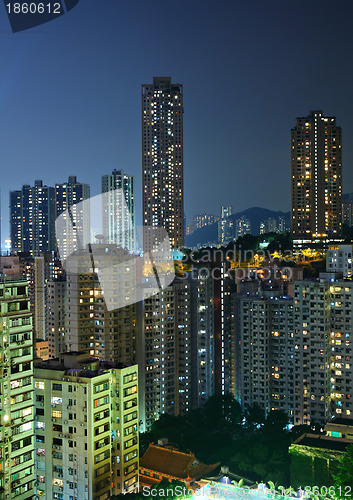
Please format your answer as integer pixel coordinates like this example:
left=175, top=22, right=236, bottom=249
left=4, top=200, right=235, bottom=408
left=3, top=1, right=353, bottom=497
left=1, top=1, right=353, bottom=242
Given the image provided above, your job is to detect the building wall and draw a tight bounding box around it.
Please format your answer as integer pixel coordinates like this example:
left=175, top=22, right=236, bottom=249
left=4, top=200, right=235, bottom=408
left=326, top=245, right=353, bottom=278
left=293, top=282, right=331, bottom=425
left=330, top=282, right=353, bottom=418
left=138, top=278, right=192, bottom=431
left=0, top=279, right=35, bottom=499
left=47, top=278, right=67, bottom=358
left=189, top=269, right=215, bottom=409
left=34, top=359, right=139, bottom=498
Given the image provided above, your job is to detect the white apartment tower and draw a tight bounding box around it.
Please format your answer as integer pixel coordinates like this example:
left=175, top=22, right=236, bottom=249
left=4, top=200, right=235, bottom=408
left=101, top=170, right=136, bottom=252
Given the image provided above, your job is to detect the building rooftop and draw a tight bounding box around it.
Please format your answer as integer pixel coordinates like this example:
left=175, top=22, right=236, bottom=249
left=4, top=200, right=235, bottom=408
left=34, top=352, right=135, bottom=377
left=327, top=417, right=353, bottom=427
left=140, top=444, right=219, bottom=480
left=293, top=433, right=353, bottom=452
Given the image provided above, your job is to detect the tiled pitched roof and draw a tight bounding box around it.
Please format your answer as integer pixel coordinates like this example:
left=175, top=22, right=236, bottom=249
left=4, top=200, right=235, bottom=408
left=140, top=444, right=219, bottom=480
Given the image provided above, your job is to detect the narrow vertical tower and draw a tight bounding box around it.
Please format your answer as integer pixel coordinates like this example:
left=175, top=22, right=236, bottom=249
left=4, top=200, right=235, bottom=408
left=291, top=111, right=342, bottom=242
left=142, top=77, right=184, bottom=248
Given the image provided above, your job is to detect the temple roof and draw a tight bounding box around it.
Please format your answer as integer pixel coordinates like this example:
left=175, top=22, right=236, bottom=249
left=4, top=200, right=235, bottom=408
left=140, top=444, right=219, bottom=480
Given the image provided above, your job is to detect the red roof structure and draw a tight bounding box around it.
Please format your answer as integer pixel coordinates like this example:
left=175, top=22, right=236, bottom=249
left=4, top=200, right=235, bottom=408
left=139, top=444, right=219, bottom=488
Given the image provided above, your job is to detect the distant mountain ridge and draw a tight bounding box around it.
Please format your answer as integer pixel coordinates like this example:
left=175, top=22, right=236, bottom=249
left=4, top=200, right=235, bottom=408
left=185, top=207, right=290, bottom=248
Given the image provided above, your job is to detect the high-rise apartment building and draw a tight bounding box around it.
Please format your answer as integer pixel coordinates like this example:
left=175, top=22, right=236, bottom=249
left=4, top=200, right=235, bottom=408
left=9, top=191, right=22, bottom=254
left=234, top=277, right=353, bottom=425
left=260, top=217, right=288, bottom=234
left=235, top=216, right=251, bottom=240
left=213, top=258, right=233, bottom=395
left=342, top=193, right=353, bottom=227
left=218, top=206, right=234, bottom=245
left=234, top=295, right=294, bottom=416
left=293, top=281, right=332, bottom=425
left=0, top=277, right=35, bottom=499
left=142, top=77, right=184, bottom=248
left=10, top=181, right=56, bottom=255
left=34, top=353, right=139, bottom=498
left=329, top=282, right=353, bottom=419
left=12, top=252, right=64, bottom=344
left=189, top=269, right=215, bottom=409
left=55, top=176, right=90, bottom=259
left=326, top=245, right=353, bottom=279
left=137, top=278, right=191, bottom=431
left=66, top=245, right=137, bottom=364
left=291, top=111, right=342, bottom=241
left=187, top=214, right=219, bottom=236
left=102, top=170, right=136, bottom=252
left=33, top=257, right=46, bottom=341
left=47, top=276, right=66, bottom=358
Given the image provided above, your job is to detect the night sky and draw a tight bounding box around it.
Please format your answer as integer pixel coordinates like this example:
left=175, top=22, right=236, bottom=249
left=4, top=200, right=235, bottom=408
left=1, top=0, right=353, bottom=242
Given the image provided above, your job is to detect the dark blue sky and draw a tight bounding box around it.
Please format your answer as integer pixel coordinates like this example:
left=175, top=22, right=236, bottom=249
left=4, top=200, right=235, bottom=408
left=1, top=0, right=353, bottom=241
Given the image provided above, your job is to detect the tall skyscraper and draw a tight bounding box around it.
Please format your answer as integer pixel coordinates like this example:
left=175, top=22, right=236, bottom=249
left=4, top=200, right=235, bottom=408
left=10, top=181, right=56, bottom=255
left=55, top=176, right=90, bottom=258
left=102, top=169, right=136, bottom=252
left=291, top=111, right=342, bottom=241
left=142, top=77, right=184, bottom=248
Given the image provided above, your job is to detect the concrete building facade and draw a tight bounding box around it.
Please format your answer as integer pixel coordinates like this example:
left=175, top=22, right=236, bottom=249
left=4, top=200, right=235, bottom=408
left=34, top=354, right=139, bottom=499
left=0, top=277, right=35, bottom=499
